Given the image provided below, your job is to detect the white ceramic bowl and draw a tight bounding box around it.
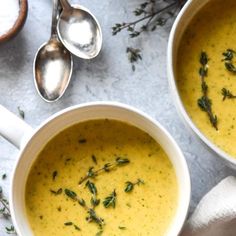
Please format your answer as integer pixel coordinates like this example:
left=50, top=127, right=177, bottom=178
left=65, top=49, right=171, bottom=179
left=167, top=0, right=236, bottom=169
left=0, top=102, right=190, bottom=236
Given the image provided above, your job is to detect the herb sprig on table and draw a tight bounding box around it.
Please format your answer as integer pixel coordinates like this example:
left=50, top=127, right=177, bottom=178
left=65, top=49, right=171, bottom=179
left=197, top=52, right=218, bottom=130
left=0, top=186, right=17, bottom=235
left=112, top=0, right=186, bottom=69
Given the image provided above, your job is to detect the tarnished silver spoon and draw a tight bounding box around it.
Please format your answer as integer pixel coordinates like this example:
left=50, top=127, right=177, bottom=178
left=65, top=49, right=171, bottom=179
left=57, top=0, right=102, bottom=59
left=34, top=0, right=73, bottom=102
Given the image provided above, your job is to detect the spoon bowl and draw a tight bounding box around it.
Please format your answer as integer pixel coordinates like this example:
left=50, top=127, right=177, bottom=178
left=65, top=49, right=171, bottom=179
left=34, top=38, right=72, bottom=102
left=34, top=0, right=73, bottom=102
left=57, top=0, right=102, bottom=59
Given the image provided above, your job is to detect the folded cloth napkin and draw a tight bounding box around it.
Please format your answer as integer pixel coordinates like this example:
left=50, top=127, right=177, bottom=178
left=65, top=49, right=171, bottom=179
left=181, top=176, right=236, bottom=236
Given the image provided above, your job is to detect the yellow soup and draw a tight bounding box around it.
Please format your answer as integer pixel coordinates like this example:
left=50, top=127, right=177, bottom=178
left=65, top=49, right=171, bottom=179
left=177, top=0, right=236, bottom=157
left=25, top=119, right=178, bottom=236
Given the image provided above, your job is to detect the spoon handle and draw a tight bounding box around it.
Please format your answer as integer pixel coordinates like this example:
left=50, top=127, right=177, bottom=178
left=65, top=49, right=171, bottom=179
left=60, top=0, right=71, bottom=11
left=51, top=0, right=59, bottom=37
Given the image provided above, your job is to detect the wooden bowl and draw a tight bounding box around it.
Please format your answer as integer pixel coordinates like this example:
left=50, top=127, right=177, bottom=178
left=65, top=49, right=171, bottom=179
left=0, top=0, right=28, bottom=43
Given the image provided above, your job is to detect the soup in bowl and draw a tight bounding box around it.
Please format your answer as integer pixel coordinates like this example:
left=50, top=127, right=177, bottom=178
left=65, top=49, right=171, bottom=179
left=168, top=0, right=236, bottom=168
left=0, top=102, right=190, bottom=235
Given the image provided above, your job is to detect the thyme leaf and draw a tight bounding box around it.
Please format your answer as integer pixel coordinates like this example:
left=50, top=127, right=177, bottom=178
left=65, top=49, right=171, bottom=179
left=222, top=49, right=236, bottom=73
left=17, top=106, right=25, bottom=119
left=86, top=181, right=100, bottom=208
left=221, top=88, right=236, bottom=100
left=5, top=225, right=16, bottom=234
left=50, top=188, right=62, bottom=195
left=124, top=179, right=144, bottom=192
left=103, top=190, right=117, bottom=208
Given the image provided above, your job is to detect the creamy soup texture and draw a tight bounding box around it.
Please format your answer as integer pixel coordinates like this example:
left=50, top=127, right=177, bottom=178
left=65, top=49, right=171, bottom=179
left=177, top=0, right=236, bottom=157
left=25, top=119, right=178, bottom=236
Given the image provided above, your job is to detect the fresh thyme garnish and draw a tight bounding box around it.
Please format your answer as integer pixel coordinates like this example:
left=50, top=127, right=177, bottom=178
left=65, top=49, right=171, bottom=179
left=79, top=157, right=130, bottom=184
left=0, top=187, right=16, bottom=234
left=52, top=170, right=58, bottom=180
left=64, top=221, right=81, bottom=231
left=17, top=106, right=25, bottom=119
left=65, top=189, right=77, bottom=200
left=118, top=226, right=126, bottom=230
left=64, top=189, right=104, bottom=228
left=86, top=181, right=100, bottom=208
left=221, top=88, right=236, bottom=100
left=103, top=190, right=117, bottom=208
left=222, top=49, right=236, bottom=73
left=0, top=187, right=11, bottom=218
left=50, top=188, right=62, bottom=195
left=124, top=179, right=144, bottom=193
left=5, top=225, right=16, bottom=234
left=79, top=139, right=87, bottom=143
left=112, top=0, right=185, bottom=68
left=126, top=47, right=142, bottom=71
left=95, top=230, right=103, bottom=236
left=64, top=222, right=73, bottom=226
left=197, top=52, right=218, bottom=130
left=112, top=0, right=183, bottom=37
left=2, top=174, right=6, bottom=180
left=92, top=155, right=97, bottom=165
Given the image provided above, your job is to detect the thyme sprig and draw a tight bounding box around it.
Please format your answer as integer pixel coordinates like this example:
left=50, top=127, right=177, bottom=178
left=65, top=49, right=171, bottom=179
left=103, top=190, right=117, bottom=208
left=124, top=179, right=144, bottom=193
left=222, top=49, right=236, bottom=73
left=221, top=88, right=236, bottom=100
left=0, top=187, right=11, bottom=218
left=64, top=189, right=104, bottom=228
left=197, top=52, right=218, bottom=130
left=79, top=157, right=130, bottom=184
left=112, top=0, right=183, bottom=37
left=126, top=47, right=142, bottom=71
left=0, top=187, right=17, bottom=234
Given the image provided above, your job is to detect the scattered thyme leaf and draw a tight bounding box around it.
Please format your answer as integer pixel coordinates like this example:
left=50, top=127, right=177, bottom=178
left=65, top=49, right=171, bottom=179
left=124, top=179, right=144, bottom=192
left=92, top=154, right=97, bottom=165
left=64, top=222, right=73, bottom=226
left=64, top=189, right=77, bottom=200
left=118, top=226, right=126, bottom=230
left=17, top=106, right=25, bottom=119
left=5, top=225, right=16, bottom=234
left=2, top=174, right=6, bottom=180
left=126, top=47, right=142, bottom=71
left=221, top=88, right=236, bottom=100
left=222, top=49, right=236, bottom=73
left=103, top=190, right=117, bottom=208
left=50, top=188, right=62, bottom=195
left=52, top=170, right=58, bottom=180
left=79, top=139, right=87, bottom=143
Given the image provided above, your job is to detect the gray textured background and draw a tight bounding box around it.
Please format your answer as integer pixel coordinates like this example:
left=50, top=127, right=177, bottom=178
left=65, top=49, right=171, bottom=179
left=0, top=0, right=234, bottom=235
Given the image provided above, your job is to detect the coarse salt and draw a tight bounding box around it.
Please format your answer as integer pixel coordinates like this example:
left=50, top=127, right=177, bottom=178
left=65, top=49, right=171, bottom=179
left=0, top=0, right=19, bottom=36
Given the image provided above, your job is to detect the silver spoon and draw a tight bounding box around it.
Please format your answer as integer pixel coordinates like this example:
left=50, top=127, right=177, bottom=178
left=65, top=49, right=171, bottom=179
left=57, top=0, right=102, bottom=59
left=34, top=0, right=73, bottom=102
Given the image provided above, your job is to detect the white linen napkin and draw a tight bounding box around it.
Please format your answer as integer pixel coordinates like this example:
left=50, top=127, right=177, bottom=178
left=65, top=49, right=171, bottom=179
left=180, top=176, right=236, bottom=236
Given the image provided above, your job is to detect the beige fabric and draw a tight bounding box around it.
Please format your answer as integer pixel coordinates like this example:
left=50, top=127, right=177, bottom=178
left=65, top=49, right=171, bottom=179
left=181, top=176, right=236, bottom=236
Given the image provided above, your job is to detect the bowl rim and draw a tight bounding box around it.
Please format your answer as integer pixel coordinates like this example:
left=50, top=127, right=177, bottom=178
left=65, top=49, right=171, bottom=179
left=9, top=101, right=191, bottom=236
left=0, top=0, right=28, bottom=43
left=167, top=0, right=236, bottom=168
